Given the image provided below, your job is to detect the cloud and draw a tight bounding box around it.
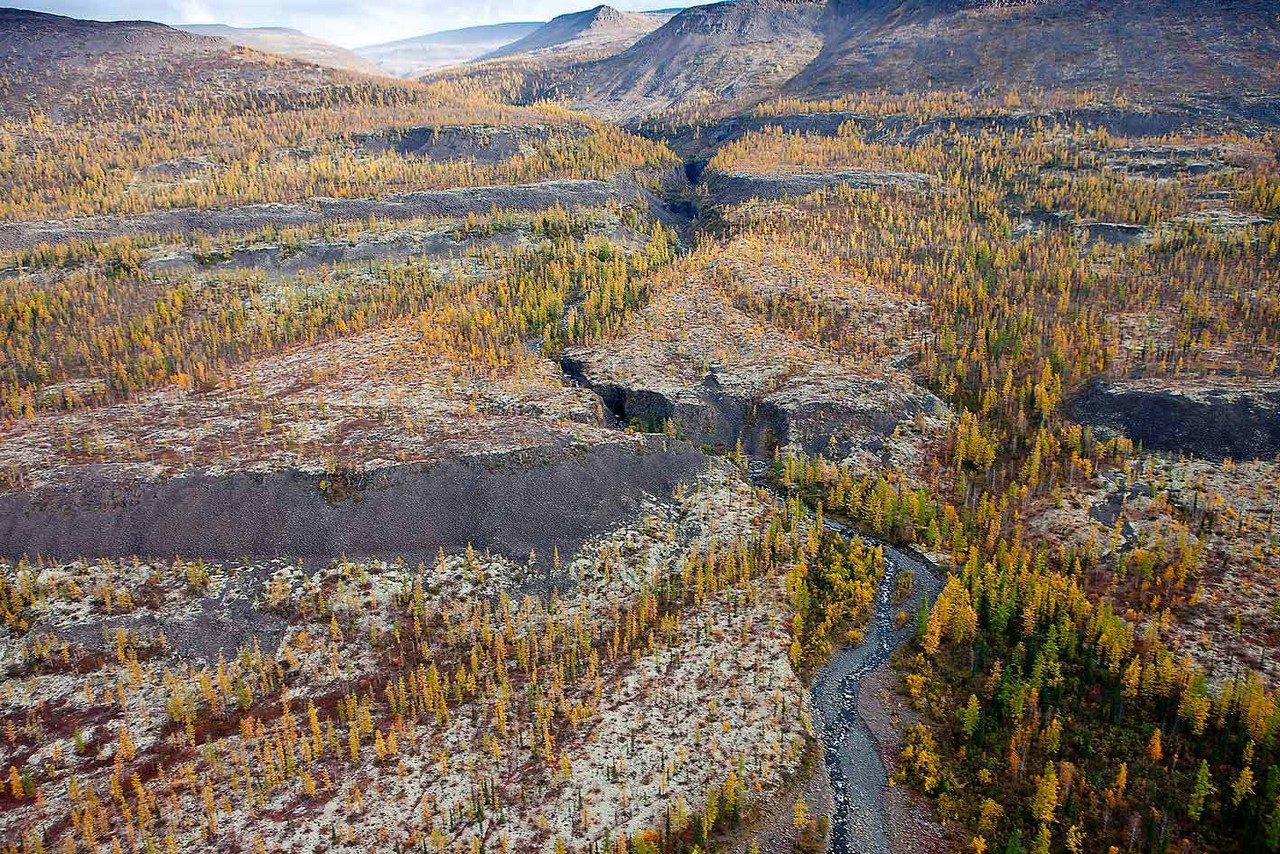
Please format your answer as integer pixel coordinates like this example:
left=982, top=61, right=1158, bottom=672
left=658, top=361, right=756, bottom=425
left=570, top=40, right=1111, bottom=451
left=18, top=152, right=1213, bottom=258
left=7, top=0, right=699, bottom=48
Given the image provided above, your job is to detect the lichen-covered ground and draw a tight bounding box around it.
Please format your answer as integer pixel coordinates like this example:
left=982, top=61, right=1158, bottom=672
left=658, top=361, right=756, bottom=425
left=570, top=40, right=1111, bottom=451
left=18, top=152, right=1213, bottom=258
left=0, top=462, right=832, bottom=853
left=1029, top=451, right=1280, bottom=689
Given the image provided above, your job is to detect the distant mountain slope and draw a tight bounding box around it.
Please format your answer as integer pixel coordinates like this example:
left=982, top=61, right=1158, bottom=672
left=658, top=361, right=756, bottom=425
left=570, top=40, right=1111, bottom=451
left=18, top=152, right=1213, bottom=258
left=0, top=7, right=223, bottom=72
left=559, top=0, right=1280, bottom=120
left=176, top=24, right=384, bottom=76
left=483, top=5, right=675, bottom=61
left=559, top=0, right=828, bottom=119
left=0, top=7, right=341, bottom=118
left=356, top=22, right=543, bottom=77
left=790, top=0, right=1280, bottom=101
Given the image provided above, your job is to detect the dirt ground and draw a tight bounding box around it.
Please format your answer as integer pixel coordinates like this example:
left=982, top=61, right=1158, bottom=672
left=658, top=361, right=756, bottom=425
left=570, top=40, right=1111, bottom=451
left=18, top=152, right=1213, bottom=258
left=858, top=667, right=954, bottom=854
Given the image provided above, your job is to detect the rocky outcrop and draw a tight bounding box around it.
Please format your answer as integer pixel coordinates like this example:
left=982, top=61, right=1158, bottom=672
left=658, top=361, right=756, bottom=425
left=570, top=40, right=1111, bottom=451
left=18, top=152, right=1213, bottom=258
left=563, top=355, right=728, bottom=439
left=355, top=125, right=584, bottom=162
left=751, top=371, right=943, bottom=459
left=1079, top=222, right=1150, bottom=246
left=649, top=106, right=1238, bottom=164
left=0, top=437, right=707, bottom=563
left=562, top=354, right=944, bottom=460
left=1065, top=378, right=1280, bottom=460
left=0, top=180, right=626, bottom=253
left=704, top=169, right=934, bottom=206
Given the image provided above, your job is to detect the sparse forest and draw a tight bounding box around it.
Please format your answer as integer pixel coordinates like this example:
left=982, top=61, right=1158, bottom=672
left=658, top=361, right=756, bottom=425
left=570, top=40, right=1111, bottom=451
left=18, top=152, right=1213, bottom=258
left=3, top=3, right=1280, bottom=853
left=730, top=114, right=1280, bottom=853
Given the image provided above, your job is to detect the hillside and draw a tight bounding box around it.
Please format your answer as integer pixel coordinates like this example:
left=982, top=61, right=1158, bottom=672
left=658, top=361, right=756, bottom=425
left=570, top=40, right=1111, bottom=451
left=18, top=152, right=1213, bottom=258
left=1, top=7, right=238, bottom=86
left=0, top=7, right=673, bottom=224
left=355, top=21, right=542, bottom=77
left=556, top=0, right=829, bottom=119
left=559, top=0, right=1280, bottom=120
left=0, top=7, right=216, bottom=66
left=4, top=5, right=1280, bottom=854
left=0, top=7, right=340, bottom=119
left=483, top=5, right=674, bottom=60
left=176, top=23, right=384, bottom=75
left=791, top=0, right=1280, bottom=102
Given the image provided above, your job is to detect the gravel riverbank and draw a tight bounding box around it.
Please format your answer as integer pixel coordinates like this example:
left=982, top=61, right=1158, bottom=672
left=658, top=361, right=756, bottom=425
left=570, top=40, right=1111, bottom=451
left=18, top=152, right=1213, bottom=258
left=858, top=667, right=954, bottom=854
left=811, top=542, right=942, bottom=854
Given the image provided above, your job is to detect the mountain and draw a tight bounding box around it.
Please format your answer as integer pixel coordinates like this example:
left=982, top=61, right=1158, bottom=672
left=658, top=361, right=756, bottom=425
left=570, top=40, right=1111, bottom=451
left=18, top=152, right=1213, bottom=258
left=0, top=7, right=343, bottom=118
left=482, top=5, right=675, bottom=61
left=355, top=22, right=543, bottom=77
left=176, top=23, right=384, bottom=75
left=790, top=0, right=1280, bottom=101
left=558, top=0, right=1280, bottom=120
left=556, top=0, right=828, bottom=119
left=0, top=7, right=224, bottom=73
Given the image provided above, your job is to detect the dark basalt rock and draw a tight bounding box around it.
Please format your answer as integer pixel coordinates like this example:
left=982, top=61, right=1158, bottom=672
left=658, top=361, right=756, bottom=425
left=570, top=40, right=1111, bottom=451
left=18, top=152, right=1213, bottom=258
left=561, top=354, right=937, bottom=459
left=646, top=107, right=1219, bottom=164
left=357, top=125, right=556, bottom=162
left=703, top=169, right=933, bottom=206
left=0, top=438, right=707, bottom=563
left=1065, top=379, right=1280, bottom=461
left=0, top=180, right=625, bottom=253
left=1080, top=222, right=1150, bottom=246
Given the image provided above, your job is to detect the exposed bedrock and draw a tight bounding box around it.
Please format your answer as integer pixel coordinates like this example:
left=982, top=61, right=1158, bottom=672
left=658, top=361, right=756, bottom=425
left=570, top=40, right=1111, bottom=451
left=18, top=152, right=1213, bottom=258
left=355, top=125, right=561, bottom=162
left=0, top=179, right=625, bottom=253
left=561, top=355, right=941, bottom=459
left=645, top=105, right=1236, bottom=163
left=563, top=355, right=744, bottom=447
left=703, top=169, right=934, bottom=206
left=1065, top=378, right=1280, bottom=461
left=0, top=437, right=707, bottom=563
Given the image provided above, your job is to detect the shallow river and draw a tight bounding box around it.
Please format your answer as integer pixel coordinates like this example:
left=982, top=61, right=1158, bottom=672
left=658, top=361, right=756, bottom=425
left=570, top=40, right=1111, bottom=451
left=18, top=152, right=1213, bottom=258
left=810, top=531, right=941, bottom=854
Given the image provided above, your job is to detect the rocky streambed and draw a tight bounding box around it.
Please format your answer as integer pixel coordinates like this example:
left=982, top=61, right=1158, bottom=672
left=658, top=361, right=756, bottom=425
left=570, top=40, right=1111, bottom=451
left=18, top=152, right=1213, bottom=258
left=811, top=531, right=941, bottom=854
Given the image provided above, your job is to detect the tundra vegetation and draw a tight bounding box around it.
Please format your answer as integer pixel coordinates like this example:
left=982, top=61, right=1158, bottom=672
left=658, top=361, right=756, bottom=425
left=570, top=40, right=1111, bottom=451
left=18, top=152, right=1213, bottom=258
left=2, top=5, right=1280, bottom=854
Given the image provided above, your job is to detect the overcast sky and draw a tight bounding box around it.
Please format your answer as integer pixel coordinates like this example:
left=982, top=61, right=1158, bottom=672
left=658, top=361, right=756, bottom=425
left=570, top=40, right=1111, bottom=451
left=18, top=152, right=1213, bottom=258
left=9, top=0, right=698, bottom=48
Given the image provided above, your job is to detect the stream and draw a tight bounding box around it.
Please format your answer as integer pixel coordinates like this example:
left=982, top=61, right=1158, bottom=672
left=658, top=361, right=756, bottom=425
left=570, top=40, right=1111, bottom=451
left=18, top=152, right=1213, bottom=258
left=810, top=522, right=942, bottom=854
left=744, top=462, right=943, bottom=854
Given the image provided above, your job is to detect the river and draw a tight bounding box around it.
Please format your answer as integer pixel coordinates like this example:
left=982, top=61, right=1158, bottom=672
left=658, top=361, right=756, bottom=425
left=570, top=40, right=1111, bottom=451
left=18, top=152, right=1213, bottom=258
left=810, top=526, right=942, bottom=854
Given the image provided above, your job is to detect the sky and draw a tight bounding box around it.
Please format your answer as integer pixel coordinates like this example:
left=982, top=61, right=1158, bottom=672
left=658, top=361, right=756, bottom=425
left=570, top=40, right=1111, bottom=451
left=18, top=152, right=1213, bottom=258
left=8, top=0, right=699, bottom=48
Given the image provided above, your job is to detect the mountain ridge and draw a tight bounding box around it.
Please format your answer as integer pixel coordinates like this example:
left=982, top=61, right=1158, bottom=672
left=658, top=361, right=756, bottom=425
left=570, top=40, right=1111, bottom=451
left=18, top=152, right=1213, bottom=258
left=553, top=0, right=1280, bottom=120
left=552, top=0, right=829, bottom=119
left=355, top=21, right=543, bottom=77
left=175, top=23, right=384, bottom=75
left=482, top=5, right=675, bottom=61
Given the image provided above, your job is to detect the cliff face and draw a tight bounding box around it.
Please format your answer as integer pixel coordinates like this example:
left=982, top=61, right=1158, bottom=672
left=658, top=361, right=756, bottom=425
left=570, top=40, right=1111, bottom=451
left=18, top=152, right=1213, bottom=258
left=1066, top=379, right=1280, bottom=462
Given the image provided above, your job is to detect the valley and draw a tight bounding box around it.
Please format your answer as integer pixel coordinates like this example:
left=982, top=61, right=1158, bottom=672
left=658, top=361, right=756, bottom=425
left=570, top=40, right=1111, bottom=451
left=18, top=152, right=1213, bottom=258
left=2, top=2, right=1280, bottom=853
